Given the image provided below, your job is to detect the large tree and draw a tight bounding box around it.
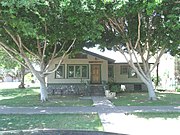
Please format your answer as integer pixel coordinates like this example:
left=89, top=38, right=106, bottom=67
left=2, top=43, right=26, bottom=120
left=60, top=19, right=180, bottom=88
left=97, top=0, right=179, bottom=100
left=0, top=0, right=104, bottom=101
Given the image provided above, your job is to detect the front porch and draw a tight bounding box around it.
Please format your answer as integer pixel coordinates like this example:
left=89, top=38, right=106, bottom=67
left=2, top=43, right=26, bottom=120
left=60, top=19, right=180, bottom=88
left=47, top=82, right=108, bottom=96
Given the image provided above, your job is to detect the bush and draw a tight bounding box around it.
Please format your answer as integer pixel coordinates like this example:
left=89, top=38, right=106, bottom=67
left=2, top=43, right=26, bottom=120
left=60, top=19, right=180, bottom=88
left=111, top=85, right=121, bottom=92
left=176, top=88, right=180, bottom=92
left=108, top=82, right=123, bottom=93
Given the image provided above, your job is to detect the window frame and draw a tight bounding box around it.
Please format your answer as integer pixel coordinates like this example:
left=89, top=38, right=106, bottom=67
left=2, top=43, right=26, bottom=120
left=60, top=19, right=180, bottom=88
left=120, top=65, right=128, bottom=75
left=128, top=67, right=137, bottom=78
left=67, top=64, right=89, bottom=79
left=55, top=64, right=65, bottom=79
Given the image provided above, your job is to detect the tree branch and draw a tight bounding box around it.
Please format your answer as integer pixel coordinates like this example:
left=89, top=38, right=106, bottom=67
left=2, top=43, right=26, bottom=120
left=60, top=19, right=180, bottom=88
left=0, top=42, right=28, bottom=68
left=135, top=13, right=141, bottom=49
left=108, top=17, right=126, bottom=39
left=44, top=44, right=57, bottom=71
left=3, top=27, right=19, bottom=47
left=115, top=45, right=129, bottom=63
left=37, top=39, right=42, bottom=56
left=22, top=43, right=40, bottom=59
left=44, top=38, right=76, bottom=75
left=42, top=22, right=47, bottom=62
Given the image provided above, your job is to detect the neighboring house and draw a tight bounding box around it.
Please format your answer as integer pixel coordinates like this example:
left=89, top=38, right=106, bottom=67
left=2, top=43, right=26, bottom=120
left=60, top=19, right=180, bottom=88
left=3, top=74, right=14, bottom=82
left=175, top=56, right=180, bottom=87
left=47, top=49, right=147, bottom=96
left=155, top=53, right=179, bottom=91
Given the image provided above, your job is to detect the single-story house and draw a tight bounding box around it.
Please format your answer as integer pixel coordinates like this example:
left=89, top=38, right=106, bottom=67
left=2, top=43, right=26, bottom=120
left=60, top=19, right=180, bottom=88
left=47, top=48, right=147, bottom=96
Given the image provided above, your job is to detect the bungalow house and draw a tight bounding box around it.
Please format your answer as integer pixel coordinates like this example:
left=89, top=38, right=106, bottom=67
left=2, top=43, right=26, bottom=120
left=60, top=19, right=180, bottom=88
left=47, top=48, right=147, bottom=96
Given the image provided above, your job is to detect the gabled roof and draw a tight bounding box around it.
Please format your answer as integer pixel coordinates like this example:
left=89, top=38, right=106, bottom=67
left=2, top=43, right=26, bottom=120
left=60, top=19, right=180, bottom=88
left=83, top=50, right=115, bottom=64
left=84, top=45, right=155, bottom=63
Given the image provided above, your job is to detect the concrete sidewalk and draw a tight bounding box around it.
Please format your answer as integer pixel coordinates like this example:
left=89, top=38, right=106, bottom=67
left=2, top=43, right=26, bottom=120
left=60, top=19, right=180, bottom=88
left=92, top=97, right=180, bottom=135
left=0, top=105, right=180, bottom=114
left=0, top=97, right=179, bottom=114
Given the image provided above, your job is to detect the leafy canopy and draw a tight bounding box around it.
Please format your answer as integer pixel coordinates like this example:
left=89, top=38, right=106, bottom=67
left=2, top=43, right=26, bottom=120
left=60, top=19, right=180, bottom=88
left=0, top=0, right=105, bottom=63
left=97, top=0, right=179, bottom=56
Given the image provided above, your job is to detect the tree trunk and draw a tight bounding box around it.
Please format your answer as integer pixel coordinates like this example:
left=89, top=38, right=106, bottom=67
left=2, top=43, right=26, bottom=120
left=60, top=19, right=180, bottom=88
left=22, top=56, right=49, bottom=102
left=18, top=65, right=25, bottom=89
left=146, top=80, right=157, bottom=100
left=39, top=80, right=48, bottom=102
left=135, top=68, right=157, bottom=101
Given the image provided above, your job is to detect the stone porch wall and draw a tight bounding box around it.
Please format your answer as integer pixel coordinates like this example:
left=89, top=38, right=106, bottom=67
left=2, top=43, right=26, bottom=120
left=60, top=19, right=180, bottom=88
left=47, top=83, right=87, bottom=95
left=47, top=82, right=147, bottom=96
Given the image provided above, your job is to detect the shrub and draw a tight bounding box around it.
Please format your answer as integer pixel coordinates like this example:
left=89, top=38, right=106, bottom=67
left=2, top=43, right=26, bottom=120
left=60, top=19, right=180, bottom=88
left=176, top=88, right=180, bottom=92
left=108, top=82, right=123, bottom=93
left=111, top=85, right=121, bottom=92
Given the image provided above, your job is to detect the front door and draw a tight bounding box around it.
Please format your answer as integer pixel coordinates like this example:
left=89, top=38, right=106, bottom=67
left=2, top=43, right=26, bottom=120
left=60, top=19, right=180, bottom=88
left=91, top=64, right=101, bottom=84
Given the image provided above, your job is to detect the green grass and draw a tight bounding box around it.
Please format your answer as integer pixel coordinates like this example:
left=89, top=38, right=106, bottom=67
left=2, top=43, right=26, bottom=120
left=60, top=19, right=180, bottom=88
left=0, top=88, right=93, bottom=107
left=110, top=92, right=180, bottom=106
left=0, top=114, right=103, bottom=131
left=132, top=112, right=180, bottom=119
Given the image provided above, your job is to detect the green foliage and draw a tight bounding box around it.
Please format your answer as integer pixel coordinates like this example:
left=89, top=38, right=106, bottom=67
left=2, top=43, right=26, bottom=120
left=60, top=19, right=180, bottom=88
left=109, top=82, right=122, bottom=93
left=0, top=0, right=107, bottom=91
left=0, top=48, right=19, bottom=69
left=111, top=84, right=121, bottom=92
left=0, top=0, right=108, bottom=78
left=176, top=88, right=180, bottom=92
left=152, top=76, right=161, bottom=86
left=0, top=0, right=105, bottom=62
left=96, top=0, right=179, bottom=56
left=24, top=73, right=33, bottom=83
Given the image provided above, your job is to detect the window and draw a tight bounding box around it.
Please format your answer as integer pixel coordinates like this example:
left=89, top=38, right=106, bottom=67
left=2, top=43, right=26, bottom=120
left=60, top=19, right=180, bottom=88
left=120, top=65, right=128, bottom=74
left=128, top=68, right=137, bottom=78
left=75, top=66, right=81, bottom=78
left=55, top=65, right=65, bottom=79
left=82, top=65, right=88, bottom=78
left=68, top=66, right=74, bottom=78
left=108, top=65, right=114, bottom=78
left=68, top=65, right=88, bottom=78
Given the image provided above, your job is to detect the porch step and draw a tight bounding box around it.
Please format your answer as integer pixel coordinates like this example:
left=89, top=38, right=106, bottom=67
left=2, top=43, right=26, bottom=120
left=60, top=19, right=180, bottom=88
left=89, top=85, right=105, bottom=96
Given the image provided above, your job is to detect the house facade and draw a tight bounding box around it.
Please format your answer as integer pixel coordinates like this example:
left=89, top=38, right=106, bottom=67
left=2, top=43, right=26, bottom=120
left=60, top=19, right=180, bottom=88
left=47, top=50, right=147, bottom=95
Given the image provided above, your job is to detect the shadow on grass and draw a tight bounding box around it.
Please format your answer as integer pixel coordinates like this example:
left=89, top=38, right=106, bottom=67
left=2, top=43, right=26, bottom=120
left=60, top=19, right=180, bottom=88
left=0, top=89, right=93, bottom=107
left=0, top=114, right=103, bottom=132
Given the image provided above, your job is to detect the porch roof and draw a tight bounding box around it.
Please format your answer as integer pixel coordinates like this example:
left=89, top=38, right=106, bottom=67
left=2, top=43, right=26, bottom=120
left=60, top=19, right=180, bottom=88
left=83, top=50, right=115, bottom=64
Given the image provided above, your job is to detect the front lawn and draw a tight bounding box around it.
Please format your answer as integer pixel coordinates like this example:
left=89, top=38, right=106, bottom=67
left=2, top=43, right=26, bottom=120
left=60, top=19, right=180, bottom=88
left=0, top=114, right=103, bottom=131
left=132, top=112, right=180, bottom=119
left=110, top=92, right=180, bottom=106
left=0, top=88, right=93, bottom=107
